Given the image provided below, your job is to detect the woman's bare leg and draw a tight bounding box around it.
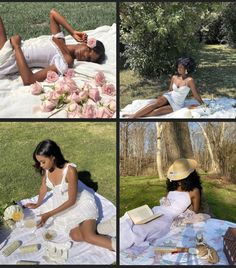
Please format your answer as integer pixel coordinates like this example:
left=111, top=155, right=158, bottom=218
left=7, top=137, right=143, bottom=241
left=143, top=105, right=173, bottom=117
left=127, top=96, right=169, bottom=118
left=69, top=219, right=113, bottom=250
left=0, top=17, right=7, bottom=49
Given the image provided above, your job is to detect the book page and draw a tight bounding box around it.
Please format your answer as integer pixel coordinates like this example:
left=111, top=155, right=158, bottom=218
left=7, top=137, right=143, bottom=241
left=127, top=204, right=154, bottom=224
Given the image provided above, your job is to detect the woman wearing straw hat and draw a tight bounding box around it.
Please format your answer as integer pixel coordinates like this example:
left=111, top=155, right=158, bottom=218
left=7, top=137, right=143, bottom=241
left=120, top=158, right=205, bottom=250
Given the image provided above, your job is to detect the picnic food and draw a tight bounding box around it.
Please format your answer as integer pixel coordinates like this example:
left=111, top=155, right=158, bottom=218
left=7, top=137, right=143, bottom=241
left=2, top=240, right=22, bottom=257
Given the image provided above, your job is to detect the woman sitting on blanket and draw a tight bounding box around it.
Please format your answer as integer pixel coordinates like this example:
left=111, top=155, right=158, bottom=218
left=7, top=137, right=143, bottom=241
left=125, top=57, right=206, bottom=118
left=24, top=139, right=116, bottom=251
left=120, top=158, right=210, bottom=250
left=0, top=9, right=105, bottom=85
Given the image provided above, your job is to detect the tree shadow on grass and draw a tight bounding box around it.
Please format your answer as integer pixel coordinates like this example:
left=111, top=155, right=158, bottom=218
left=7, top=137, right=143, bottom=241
left=195, top=45, right=236, bottom=98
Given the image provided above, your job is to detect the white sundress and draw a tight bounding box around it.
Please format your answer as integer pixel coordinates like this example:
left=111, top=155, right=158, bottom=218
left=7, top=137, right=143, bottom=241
left=163, top=82, right=191, bottom=111
left=120, top=191, right=191, bottom=250
left=0, top=32, right=68, bottom=78
left=38, top=163, right=98, bottom=233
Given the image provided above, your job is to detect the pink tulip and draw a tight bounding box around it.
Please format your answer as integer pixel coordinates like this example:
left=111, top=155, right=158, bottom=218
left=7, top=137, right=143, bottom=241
left=87, top=38, right=97, bottom=49
left=102, top=83, right=116, bottom=96
left=79, top=91, right=88, bottom=101
left=31, top=82, right=43, bottom=95
left=41, top=100, right=57, bottom=112
left=46, top=70, right=59, bottom=83
left=83, top=82, right=92, bottom=93
left=64, top=69, right=75, bottom=78
left=70, top=91, right=81, bottom=103
left=89, top=88, right=100, bottom=102
left=96, top=106, right=113, bottom=118
left=67, top=103, right=83, bottom=118
left=82, top=104, right=97, bottom=118
left=47, top=91, right=60, bottom=103
left=63, top=77, right=78, bottom=92
left=108, top=99, right=116, bottom=112
left=95, top=71, right=106, bottom=87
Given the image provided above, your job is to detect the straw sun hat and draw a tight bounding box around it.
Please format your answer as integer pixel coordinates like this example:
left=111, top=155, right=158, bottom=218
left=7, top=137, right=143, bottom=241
left=167, top=158, right=198, bottom=181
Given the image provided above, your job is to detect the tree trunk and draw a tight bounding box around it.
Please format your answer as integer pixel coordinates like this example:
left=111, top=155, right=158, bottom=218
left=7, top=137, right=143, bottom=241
left=156, top=122, right=165, bottom=180
left=198, top=122, right=221, bottom=174
left=162, top=122, right=194, bottom=169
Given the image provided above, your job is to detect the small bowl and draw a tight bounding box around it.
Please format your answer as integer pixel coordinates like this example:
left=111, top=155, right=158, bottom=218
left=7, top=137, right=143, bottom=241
left=43, top=229, right=57, bottom=241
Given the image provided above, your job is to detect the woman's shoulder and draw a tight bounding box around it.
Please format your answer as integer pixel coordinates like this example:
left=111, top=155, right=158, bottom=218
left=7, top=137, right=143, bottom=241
left=189, top=187, right=200, bottom=197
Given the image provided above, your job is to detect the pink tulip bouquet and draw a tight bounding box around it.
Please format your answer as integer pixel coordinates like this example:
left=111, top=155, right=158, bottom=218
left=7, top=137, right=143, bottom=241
left=30, top=70, right=116, bottom=118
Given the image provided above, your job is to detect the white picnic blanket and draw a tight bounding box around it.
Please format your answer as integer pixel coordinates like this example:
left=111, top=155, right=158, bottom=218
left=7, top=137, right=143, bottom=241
left=0, top=181, right=116, bottom=264
left=0, top=23, right=116, bottom=118
left=120, top=218, right=236, bottom=265
left=120, top=97, right=236, bottom=118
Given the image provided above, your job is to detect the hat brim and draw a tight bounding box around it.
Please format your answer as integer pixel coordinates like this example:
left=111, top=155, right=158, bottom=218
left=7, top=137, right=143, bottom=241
left=167, top=159, right=197, bottom=181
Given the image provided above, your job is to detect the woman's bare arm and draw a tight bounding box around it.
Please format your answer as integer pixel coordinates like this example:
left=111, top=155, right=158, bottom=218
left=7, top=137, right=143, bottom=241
left=50, top=9, right=87, bottom=42
left=24, top=176, right=48, bottom=209
left=188, top=78, right=205, bottom=105
left=37, top=166, right=78, bottom=227
left=189, top=188, right=201, bottom=213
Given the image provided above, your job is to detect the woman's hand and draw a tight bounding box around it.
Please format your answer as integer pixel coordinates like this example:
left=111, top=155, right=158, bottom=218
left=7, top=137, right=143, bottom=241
left=10, top=34, right=22, bottom=48
left=24, top=203, right=39, bottom=209
left=72, top=31, right=87, bottom=42
left=37, top=212, right=51, bottom=228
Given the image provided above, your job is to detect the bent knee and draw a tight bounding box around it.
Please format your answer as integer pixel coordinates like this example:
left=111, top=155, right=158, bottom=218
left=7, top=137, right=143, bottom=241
left=69, top=228, right=83, bottom=242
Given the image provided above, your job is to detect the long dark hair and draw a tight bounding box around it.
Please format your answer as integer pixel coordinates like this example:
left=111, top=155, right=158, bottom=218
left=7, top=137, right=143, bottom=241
left=93, top=40, right=105, bottom=64
left=176, top=57, right=196, bottom=74
left=166, top=170, right=202, bottom=195
left=33, top=139, right=68, bottom=175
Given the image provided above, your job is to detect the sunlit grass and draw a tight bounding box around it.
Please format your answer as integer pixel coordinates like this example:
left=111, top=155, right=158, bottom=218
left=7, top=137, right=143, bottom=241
left=120, top=175, right=236, bottom=223
left=120, top=45, right=236, bottom=109
left=0, top=2, right=116, bottom=39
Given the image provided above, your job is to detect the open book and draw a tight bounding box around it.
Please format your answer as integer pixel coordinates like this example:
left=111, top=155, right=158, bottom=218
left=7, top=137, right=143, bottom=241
left=127, top=204, right=163, bottom=225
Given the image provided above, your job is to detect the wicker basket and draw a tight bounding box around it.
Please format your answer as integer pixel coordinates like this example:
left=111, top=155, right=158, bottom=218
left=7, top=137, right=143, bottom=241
left=223, top=227, right=236, bottom=265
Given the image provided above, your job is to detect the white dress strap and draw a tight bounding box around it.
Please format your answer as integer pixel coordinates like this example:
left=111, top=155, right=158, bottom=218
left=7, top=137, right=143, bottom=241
left=52, top=31, right=65, bottom=39
left=60, top=163, right=77, bottom=192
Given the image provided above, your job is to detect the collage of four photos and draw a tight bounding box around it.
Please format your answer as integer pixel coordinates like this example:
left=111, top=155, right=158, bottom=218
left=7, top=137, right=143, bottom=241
left=0, top=1, right=236, bottom=266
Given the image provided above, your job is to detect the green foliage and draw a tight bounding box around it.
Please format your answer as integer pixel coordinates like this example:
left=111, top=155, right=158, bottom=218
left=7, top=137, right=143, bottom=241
left=221, top=3, right=236, bottom=48
left=120, top=2, right=207, bottom=77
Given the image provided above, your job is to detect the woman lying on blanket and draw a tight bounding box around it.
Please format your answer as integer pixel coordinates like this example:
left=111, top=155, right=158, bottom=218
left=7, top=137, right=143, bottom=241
left=0, top=9, right=105, bottom=85
left=124, top=57, right=206, bottom=118
left=120, top=158, right=210, bottom=250
left=24, top=139, right=116, bottom=251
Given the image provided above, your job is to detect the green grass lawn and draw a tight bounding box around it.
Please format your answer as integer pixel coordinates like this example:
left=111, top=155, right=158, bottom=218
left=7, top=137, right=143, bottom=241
left=120, top=44, right=236, bottom=109
left=120, top=175, right=236, bottom=223
left=0, top=122, right=116, bottom=216
left=0, top=2, right=116, bottom=39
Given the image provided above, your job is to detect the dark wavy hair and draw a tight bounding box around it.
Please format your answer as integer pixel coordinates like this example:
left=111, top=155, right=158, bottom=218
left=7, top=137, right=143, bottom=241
left=176, top=57, right=196, bottom=74
left=33, top=139, right=68, bottom=175
left=166, top=170, right=202, bottom=195
left=92, top=40, right=105, bottom=64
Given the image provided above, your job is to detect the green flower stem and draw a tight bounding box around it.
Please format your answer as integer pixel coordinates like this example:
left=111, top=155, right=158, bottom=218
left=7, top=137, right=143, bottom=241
left=47, top=105, right=68, bottom=118
left=74, top=71, right=94, bottom=79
